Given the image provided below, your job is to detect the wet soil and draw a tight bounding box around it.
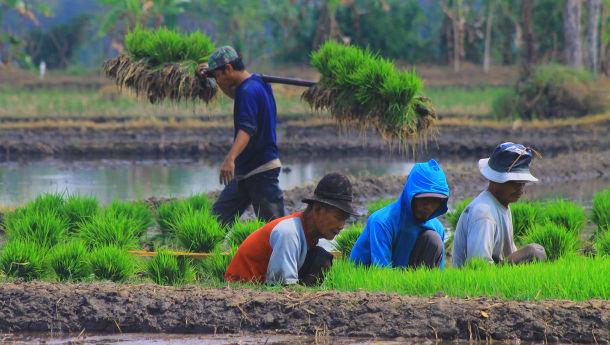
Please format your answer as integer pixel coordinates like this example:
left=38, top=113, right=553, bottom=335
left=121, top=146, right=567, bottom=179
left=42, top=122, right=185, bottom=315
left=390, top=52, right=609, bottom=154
left=0, top=282, right=607, bottom=343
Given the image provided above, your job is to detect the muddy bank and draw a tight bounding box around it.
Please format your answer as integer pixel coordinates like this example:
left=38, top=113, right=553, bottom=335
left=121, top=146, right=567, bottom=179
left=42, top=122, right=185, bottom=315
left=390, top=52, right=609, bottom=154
left=0, top=116, right=607, bottom=161
left=0, top=282, right=607, bottom=343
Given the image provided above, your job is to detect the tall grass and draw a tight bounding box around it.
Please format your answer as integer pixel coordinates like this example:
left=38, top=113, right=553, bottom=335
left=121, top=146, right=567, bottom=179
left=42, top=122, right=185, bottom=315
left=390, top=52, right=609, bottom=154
left=89, top=245, right=134, bottom=283
left=0, top=239, right=46, bottom=281
left=367, top=198, right=393, bottom=215
left=226, top=217, right=265, bottom=247
left=47, top=240, right=91, bottom=282
left=523, top=222, right=580, bottom=261
left=172, top=209, right=225, bottom=252
left=145, top=249, right=195, bottom=286
left=540, top=199, right=586, bottom=235
left=510, top=201, right=542, bottom=245
left=324, top=255, right=608, bottom=301
left=591, top=188, right=610, bottom=239
left=79, top=212, right=141, bottom=249
left=4, top=209, right=67, bottom=249
left=332, top=222, right=364, bottom=258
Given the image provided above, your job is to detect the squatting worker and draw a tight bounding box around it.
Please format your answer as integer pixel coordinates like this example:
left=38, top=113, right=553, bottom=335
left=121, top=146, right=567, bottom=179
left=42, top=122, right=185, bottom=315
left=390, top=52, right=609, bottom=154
left=200, top=46, right=286, bottom=227
left=452, top=142, right=547, bottom=268
left=225, top=173, right=358, bottom=285
left=350, top=159, right=450, bottom=269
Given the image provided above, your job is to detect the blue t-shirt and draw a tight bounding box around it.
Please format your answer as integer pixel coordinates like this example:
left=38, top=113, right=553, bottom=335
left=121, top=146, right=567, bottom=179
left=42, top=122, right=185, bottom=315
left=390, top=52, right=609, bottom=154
left=233, top=74, right=279, bottom=176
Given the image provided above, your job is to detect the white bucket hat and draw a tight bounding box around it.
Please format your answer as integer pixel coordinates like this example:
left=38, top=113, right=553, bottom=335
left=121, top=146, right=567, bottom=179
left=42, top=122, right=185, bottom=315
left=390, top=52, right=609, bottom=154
left=479, top=142, right=540, bottom=183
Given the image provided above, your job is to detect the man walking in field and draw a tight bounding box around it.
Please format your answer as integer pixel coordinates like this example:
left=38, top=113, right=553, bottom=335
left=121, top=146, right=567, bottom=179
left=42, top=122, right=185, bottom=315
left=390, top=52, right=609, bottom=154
left=201, top=46, right=286, bottom=226
left=350, top=159, right=450, bottom=269
left=225, top=173, right=357, bottom=285
left=452, top=142, right=546, bottom=268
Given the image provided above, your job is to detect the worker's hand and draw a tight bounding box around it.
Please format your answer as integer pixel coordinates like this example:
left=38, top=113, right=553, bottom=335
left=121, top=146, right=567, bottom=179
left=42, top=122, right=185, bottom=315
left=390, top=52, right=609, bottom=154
left=219, top=156, right=235, bottom=185
left=197, top=62, right=209, bottom=77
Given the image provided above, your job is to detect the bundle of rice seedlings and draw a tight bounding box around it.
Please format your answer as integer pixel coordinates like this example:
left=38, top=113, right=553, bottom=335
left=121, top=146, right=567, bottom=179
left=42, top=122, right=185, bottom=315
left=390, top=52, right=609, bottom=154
left=47, top=240, right=90, bottom=282
left=226, top=217, right=265, bottom=247
left=367, top=197, right=394, bottom=216
left=63, top=194, right=99, bottom=234
left=510, top=201, right=542, bottom=245
left=4, top=209, right=67, bottom=249
left=332, top=222, right=364, bottom=258
left=444, top=198, right=473, bottom=249
left=541, top=199, right=586, bottom=235
left=172, top=209, right=225, bottom=253
left=89, top=245, right=134, bottom=283
left=0, top=239, right=46, bottom=280
left=200, top=245, right=236, bottom=282
left=79, top=212, right=140, bottom=250
left=595, top=226, right=610, bottom=257
left=103, top=26, right=217, bottom=104
left=157, top=194, right=211, bottom=235
left=145, top=249, right=195, bottom=286
left=524, top=222, right=580, bottom=261
left=29, top=192, right=66, bottom=213
left=105, top=200, right=153, bottom=238
left=591, top=188, right=610, bottom=240
left=302, top=41, right=436, bottom=145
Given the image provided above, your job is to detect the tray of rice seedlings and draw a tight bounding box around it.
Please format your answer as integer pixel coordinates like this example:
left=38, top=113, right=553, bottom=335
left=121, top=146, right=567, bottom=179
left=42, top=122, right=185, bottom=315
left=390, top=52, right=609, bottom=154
left=145, top=249, right=195, bottom=286
left=332, top=222, right=364, bottom=258
left=102, top=26, right=217, bottom=104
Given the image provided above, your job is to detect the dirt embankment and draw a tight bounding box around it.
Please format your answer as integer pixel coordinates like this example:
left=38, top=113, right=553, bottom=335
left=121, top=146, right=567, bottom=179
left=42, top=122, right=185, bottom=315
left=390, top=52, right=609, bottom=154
left=0, top=282, right=607, bottom=344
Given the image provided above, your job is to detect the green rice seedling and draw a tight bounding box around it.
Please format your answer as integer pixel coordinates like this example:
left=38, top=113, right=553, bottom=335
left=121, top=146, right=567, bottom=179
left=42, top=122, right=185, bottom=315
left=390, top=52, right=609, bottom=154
left=523, top=222, right=580, bottom=261
left=172, top=209, right=225, bottom=253
left=445, top=198, right=473, bottom=232
left=4, top=209, right=67, bottom=249
left=63, top=194, right=99, bottom=233
left=595, top=226, right=610, bottom=257
left=79, top=212, right=140, bottom=250
left=47, top=240, right=91, bottom=282
left=332, top=222, right=364, bottom=258
left=125, top=25, right=153, bottom=61
left=0, top=239, right=46, bottom=281
left=591, top=188, right=610, bottom=239
left=510, top=200, right=542, bottom=245
left=29, top=192, right=66, bottom=214
left=367, top=198, right=394, bottom=215
left=541, top=199, right=586, bottom=235
left=184, top=193, right=211, bottom=213
left=105, top=200, right=153, bottom=237
left=157, top=194, right=210, bottom=235
left=89, top=245, right=134, bottom=283
left=145, top=249, right=195, bottom=286
left=200, top=245, right=236, bottom=282
left=227, top=217, right=265, bottom=247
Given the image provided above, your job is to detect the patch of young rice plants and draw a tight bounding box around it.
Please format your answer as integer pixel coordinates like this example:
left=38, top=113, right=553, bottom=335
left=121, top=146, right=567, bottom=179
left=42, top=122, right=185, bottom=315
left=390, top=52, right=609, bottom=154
left=145, top=249, right=195, bottom=286
left=591, top=188, right=610, bottom=239
left=332, top=222, right=364, bottom=258
left=541, top=199, right=586, bottom=235
left=157, top=194, right=211, bottom=235
left=184, top=193, right=211, bottom=213
left=105, top=200, right=153, bottom=237
left=510, top=200, right=543, bottom=245
left=47, top=240, right=91, bottom=282
left=324, top=255, right=609, bottom=301
left=444, top=198, right=472, bottom=249
left=200, top=246, right=236, bottom=282
left=89, top=245, right=134, bottom=283
left=63, top=194, right=99, bottom=233
left=79, top=212, right=140, bottom=250
left=0, top=239, right=46, bottom=281
left=367, top=198, right=394, bottom=216
left=30, top=192, right=66, bottom=214
left=595, top=226, right=610, bottom=257
left=4, top=209, right=67, bottom=249
left=226, top=217, right=265, bottom=247
left=524, top=222, right=580, bottom=261
left=172, top=209, right=225, bottom=253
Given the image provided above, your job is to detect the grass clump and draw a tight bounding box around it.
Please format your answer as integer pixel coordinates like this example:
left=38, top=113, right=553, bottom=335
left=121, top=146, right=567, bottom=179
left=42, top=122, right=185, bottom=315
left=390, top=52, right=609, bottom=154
left=367, top=198, right=394, bottom=215
left=200, top=246, right=236, bottom=282
left=47, top=241, right=91, bottom=282
left=591, top=188, right=610, bottom=239
left=302, top=41, right=435, bottom=145
left=444, top=198, right=472, bottom=249
left=145, top=249, right=195, bottom=286
left=595, top=227, right=610, bottom=257
left=89, top=245, right=134, bottom=283
left=540, top=199, right=586, bottom=235
left=226, top=217, right=265, bottom=247
left=523, top=222, right=580, bottom=261
left=105, top=200, right=153, bottom=237
left=332, top=222, right=364, bottom=258
left=4, top=209, right=67, bottom=249
left=63, top=194, right=99, bottom=233
left=510, top=201, right=542, bottom=245
left=79, top=212, right=141, bottom=250
left=0, top=239, right=46, bottom=281
left=172, top=209, right=225, bottom=253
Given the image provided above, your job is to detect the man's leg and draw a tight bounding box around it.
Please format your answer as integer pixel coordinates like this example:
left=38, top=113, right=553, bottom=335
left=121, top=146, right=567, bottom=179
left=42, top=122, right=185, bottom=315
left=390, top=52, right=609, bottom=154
left=298, top=246, right=334, bottom=286
left=245, top=167, right=287, bottom=222
left=505, top=243, right=546, bottom=265
left=408, top=230, right=444, bottom=269
left=211, top=179, right=252, bottom=228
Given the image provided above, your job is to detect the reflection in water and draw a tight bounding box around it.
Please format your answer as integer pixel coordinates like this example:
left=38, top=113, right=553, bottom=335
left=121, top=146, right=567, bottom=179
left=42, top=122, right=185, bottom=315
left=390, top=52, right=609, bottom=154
left=0, top=157, right=414, bottom=207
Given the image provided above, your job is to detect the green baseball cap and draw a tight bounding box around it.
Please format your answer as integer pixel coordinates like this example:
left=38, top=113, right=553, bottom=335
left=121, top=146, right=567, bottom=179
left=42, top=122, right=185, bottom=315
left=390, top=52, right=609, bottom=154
left=207, top=46, right=239, bottom=70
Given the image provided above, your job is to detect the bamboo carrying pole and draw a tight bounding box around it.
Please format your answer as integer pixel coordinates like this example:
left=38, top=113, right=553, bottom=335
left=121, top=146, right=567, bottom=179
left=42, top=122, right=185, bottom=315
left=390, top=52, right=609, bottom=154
left=128, top=250, right=343, bottom=258
left=260, top=74, right=316, bottom=87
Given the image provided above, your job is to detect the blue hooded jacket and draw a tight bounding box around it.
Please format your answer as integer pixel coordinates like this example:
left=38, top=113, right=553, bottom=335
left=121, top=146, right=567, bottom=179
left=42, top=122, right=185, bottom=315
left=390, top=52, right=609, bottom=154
left=350, top=159, right=450, bottom=268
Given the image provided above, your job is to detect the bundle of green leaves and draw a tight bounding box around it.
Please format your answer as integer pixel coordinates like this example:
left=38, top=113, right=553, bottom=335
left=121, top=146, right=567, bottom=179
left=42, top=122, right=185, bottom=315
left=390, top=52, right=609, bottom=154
left=145, top=249, right=195, bottom=286
left=332, top=222, right=364, bottom=258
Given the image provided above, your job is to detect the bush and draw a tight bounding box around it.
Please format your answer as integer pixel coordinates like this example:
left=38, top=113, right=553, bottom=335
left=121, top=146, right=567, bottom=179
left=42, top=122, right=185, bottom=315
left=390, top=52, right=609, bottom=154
left=591, top=188, right=610, bottom=239
left=4, top=209, right=67, bottom=249
left=47, top=241, right=91, bottom=282
left=63, top=194, right=99, bottom=233
left=227, top=217, right=265, bottom=247
left=333, top=222, right=364, bottom=258
left=89, top=245, right=134, bottom=283
left=595, top=227, right=610, bottom=257
left=145, top=249, right=195, bottom=286
left=0, top=239, right=46, bottom=280
left=172, top=210, right=225, bottom=253
left=79, top=212, right=141, bottom=250
left=541, top=199, right=586, bottom=235
left=105, top=200, right=153, bottom=237
left=368, top=198, right=394, bottom=216
left=524, top=222, right=579, bottom=261
left=200, top=246, right=236, bottom=282
left=511, top=201, right=543, bottom=244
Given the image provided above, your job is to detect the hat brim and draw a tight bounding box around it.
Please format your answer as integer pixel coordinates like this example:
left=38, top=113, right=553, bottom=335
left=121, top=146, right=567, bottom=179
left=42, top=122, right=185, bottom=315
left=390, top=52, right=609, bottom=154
left=479, top=158, right=538, bottom=183
left=302, top=197, right=359, bottom=217
left=414, top=192, right=448, bottom=199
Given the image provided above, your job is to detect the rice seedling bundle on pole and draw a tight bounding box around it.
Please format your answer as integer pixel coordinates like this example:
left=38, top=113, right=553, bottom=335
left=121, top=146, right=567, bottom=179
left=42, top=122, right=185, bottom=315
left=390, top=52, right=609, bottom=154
left=102, top=27, right=217, bottom=104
